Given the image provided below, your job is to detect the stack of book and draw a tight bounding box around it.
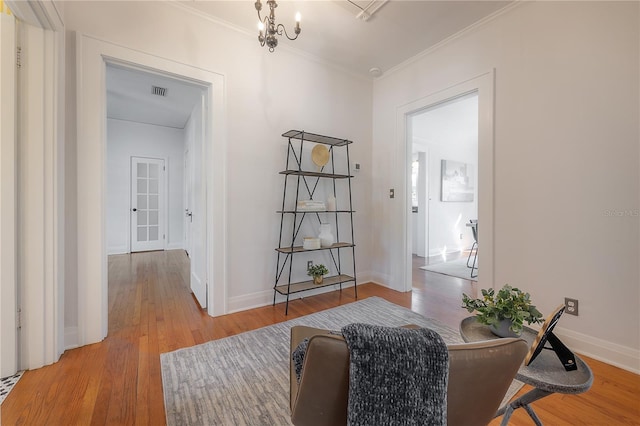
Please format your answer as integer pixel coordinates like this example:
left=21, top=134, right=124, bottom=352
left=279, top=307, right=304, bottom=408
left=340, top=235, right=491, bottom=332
left=297, top=200, right=326, bottom=211
left=303, top=237, right=321, bottom=250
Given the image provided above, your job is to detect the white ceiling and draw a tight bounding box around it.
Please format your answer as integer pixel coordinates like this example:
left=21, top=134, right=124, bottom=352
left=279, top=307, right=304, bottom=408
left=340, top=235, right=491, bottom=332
left=106, top=64, right=204, bottom=129
left=182, top=0, right=511, bottom=77
left=412, top=92, right=478, bottom=152
left=106, top=0, right=511, bottom=129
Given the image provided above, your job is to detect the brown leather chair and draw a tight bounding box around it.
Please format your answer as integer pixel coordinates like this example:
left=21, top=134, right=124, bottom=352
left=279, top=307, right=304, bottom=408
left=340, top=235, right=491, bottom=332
left=290, top=325, right=528, bottom=426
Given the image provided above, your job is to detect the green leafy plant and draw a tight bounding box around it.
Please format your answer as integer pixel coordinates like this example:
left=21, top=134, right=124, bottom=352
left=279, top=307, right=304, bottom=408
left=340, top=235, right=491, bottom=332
left=307, top=264, right=328, bottom=278
left=462, top=284, right=543, bottom=334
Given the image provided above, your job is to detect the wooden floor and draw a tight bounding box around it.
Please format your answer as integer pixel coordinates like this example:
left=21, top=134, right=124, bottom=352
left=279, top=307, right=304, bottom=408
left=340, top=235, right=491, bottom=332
left=2, top=250, right=638, bottom=425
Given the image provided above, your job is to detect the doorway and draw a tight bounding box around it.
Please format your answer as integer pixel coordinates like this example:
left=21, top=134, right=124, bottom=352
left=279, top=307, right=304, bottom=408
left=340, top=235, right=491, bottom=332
left=396, top=71, right=495, bottom=293
left=105, top=62, right=208, bottom=310
left=409, top=93, right=479, bottom=267
left=77, top=34, right=227, bottom=346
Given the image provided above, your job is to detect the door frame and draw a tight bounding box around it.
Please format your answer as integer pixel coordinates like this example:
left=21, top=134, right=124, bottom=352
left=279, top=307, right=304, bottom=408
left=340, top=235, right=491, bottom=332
left=2, top=0, right=65, bottom=372
left=0, top=7, right=18, bottom=377
left=76, top=34, right=227, bottom=345
left=397, top=71, right=495, bottom=292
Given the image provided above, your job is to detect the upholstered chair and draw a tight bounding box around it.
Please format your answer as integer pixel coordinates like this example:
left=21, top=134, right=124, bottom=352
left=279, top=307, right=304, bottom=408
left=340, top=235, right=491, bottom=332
left=290, top=325, right=528, bottom=426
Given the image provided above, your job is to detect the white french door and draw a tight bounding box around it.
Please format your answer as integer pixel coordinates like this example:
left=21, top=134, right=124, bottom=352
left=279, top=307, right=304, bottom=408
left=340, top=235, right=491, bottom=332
left=131, top=157, right=165, bottom=252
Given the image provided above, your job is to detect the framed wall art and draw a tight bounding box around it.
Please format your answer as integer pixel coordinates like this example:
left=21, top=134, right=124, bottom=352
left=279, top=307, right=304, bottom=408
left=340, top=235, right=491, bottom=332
left=441, top=159, right=474, bottom=202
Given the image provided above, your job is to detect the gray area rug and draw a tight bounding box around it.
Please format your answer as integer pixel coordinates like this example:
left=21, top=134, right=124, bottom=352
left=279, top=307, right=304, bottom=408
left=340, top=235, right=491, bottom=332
left=419, top=257, right=478, bottom=282
left=161, top=296, right=519, bottom=425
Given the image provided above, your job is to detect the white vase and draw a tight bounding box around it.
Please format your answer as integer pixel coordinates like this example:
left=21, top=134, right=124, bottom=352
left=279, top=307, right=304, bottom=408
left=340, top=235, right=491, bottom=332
left=318, top=223, right=335, bottom=248
left=327, top=196, right=336, bottom=211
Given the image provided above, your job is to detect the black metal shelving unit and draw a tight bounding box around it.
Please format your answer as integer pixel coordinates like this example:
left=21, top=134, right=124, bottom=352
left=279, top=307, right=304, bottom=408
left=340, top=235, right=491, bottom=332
left=273, top=130, right=357, bottom=314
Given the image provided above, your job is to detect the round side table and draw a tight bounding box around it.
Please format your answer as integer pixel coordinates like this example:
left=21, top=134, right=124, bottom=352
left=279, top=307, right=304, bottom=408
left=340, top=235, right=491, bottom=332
left=460, top=316, right=593, bottom=426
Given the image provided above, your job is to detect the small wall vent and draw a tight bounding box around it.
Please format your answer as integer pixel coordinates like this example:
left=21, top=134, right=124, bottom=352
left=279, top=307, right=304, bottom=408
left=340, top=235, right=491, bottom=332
left=152, top=86, right=167, bottom=97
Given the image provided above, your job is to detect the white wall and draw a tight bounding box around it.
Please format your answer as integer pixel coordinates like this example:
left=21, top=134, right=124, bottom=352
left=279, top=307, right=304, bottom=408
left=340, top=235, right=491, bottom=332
left=426, top=153, right=477, bottom=257
left=373, top=1, right=639, bottom=371
left=106, top=119, right=185, bottom=254
left=63, top=1, right=373, bottom=322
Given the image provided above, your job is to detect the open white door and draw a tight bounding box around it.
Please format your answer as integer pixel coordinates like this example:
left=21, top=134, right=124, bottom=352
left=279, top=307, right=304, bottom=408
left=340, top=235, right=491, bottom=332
left=187, top=97, right=207, bottom=308
left=131, top=157, right=165, bottom=252
left=183, top=147, right=192, bottom=257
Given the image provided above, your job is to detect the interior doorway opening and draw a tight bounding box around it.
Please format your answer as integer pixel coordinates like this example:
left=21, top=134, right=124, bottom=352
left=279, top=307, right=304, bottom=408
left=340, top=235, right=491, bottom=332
left=397, top=69, right=496, bottom=296
left=105, top=62, right=208, bottom=320
left=408, top=92, right=479, bottom=279
left=77, top=34, right=227, bottom=347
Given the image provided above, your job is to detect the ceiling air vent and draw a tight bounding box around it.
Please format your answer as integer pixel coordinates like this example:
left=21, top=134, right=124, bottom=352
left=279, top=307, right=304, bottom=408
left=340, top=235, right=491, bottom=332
left=151, top=86, right=167, bottom=97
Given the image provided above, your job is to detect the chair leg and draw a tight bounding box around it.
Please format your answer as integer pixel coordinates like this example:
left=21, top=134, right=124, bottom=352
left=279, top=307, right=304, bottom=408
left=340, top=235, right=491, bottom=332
left=470, top=248, right=478, bottom=278
left=467, top=242, right=477, bottom=268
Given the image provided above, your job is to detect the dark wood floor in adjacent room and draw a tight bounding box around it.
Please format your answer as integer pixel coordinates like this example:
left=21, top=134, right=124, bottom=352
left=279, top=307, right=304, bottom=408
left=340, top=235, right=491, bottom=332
left=2, top=250, right=638, bottom=425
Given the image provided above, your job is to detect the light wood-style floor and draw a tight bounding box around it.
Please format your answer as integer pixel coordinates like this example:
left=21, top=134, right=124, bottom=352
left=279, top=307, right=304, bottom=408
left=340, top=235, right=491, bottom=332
left=2, top=250, right=638, bottom=425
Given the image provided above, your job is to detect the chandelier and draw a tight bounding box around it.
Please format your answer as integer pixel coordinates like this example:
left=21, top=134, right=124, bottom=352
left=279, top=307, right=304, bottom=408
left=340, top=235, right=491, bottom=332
left=255, top=0, right=301, bottom=52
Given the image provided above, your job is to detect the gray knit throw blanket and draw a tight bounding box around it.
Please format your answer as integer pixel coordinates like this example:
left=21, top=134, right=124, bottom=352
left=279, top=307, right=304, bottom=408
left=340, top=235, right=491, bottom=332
left=341, top=323, right=449, bottom=426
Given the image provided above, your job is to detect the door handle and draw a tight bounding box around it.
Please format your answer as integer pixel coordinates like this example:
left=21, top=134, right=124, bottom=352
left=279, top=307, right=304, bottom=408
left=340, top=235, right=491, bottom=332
left=132, top=208, right=137, bottom=212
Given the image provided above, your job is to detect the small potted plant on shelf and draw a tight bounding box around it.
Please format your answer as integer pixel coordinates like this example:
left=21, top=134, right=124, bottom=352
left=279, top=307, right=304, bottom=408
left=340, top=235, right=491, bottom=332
left=462, top=284, right=543, bottom=337
left=307, top=264, right=329, bottom=285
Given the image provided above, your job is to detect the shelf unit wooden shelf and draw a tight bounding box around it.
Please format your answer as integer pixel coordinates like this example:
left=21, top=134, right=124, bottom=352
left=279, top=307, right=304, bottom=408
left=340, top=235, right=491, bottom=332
left=273, top=130, right=357, bottom=314
left=279, top=170, right=353, bottom=179
left=274, top=274, right=356, bottom=296
left=277, top=210, right=355, bottom=214
left=275, top=242, right=355, bottom=254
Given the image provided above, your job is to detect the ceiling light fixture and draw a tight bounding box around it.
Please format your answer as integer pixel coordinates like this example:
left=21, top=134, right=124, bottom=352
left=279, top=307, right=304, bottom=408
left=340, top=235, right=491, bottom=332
left=369, top=67, right=383, bottom=77
left=255, top=0, right=301, bottom=52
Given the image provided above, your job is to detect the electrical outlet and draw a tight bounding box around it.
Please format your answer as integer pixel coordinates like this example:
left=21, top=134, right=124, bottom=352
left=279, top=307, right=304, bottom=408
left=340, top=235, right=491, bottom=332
left=460, top=233, right=463, bottom=240
left=564, top=297, right=579, bottom=316
left=307, top=261, right=313, bottom=270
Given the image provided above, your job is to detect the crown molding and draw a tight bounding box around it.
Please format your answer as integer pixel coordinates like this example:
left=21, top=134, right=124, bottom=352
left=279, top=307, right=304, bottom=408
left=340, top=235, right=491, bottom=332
left=6, top=0, right=63, bottom=30
left=377, top=1, right=526, bottom=81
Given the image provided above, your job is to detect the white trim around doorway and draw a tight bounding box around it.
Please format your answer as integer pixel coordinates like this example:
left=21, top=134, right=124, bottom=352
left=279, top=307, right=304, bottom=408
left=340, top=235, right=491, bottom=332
left=75, top=33, right=227, bottom=347
left=396, top=70, right=495, bottom=292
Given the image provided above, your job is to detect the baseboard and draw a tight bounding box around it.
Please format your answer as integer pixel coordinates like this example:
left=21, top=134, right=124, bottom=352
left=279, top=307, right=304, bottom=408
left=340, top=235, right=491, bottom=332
left=428, top=248, right=467, bottom=258
left=226, top=290, right=273, bottom=313
left=109, top=244, right=183, bottom=254
left=368, top=271, right=393, bottom=289
left=107, top=245, right=128, bottom=255
left=353, top=271, right=374, bottom=286
left=555, top=326, right=640, bottom=374
left=64, top=326, right=79, bottom=351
